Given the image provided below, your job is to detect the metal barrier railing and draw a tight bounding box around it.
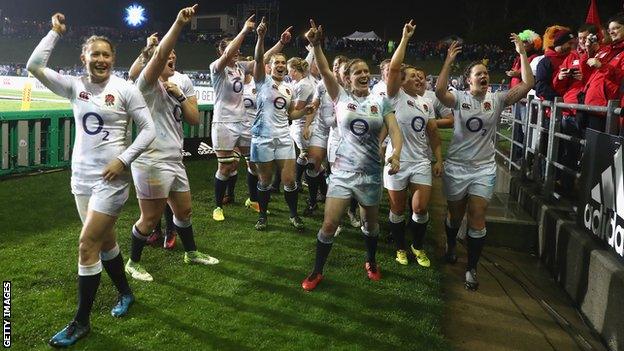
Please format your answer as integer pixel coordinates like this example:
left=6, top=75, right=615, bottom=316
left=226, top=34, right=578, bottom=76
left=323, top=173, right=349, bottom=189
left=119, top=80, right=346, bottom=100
left=0, top=104, right=213, bottom=177
left=494, top=96, right=622, bottom=200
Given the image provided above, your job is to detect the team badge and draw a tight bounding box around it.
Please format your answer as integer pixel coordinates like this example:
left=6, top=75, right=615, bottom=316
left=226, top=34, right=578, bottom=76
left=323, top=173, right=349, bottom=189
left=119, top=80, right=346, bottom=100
left=407, top=100, right=415, bottom=107
left=78, top=91, right=91, bottom=101
left=483, top=101, right=491, bottom=111
left=105, top=94, right=115, bottom=106
left=347, top=103, right=357, bottom=111
left=370, top=105, right=378, bottom=114
left=461, top=103, right=471, bottom=110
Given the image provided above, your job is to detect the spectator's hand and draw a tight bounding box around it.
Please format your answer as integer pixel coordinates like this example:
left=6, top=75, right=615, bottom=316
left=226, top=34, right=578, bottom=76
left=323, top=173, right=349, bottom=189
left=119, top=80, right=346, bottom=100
left=433, top=161, right=443, bottom=177
left=587, top=58, right=602, bottom=68
left=242, top=14, right=256, bottom=34
left=510, top=33, right=525, bottom=55
left=280, top=26, right=293, bottom=45
left=445, top=41, right=462, bottom=63
left=557, top=67, right=570, bottom=80
left=51, top=13, right=66, bottom=35
left=146, top=32, right=158, bottom=47
left=102, top=158, right=125, bottom=182
left=402, top=20, right=416, bottom=40
left=176, top=4, right=197, bottom=26
left=256, top=16, right=267, bottom=37
left=305, top=19, right=323, bottom=46
left=572, top=69, right=583, bottom=81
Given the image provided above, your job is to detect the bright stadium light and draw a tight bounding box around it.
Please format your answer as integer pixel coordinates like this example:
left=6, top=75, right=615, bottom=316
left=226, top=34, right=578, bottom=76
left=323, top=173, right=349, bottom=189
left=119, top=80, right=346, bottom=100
left=125, top=4, right=146, bottom=27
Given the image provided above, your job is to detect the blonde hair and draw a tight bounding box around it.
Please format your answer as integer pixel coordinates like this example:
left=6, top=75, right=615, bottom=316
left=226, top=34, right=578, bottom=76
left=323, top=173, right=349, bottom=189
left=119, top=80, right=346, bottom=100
left=287, top=57, right=309, bottom=74
left=81, top=35, right=115, bottom=55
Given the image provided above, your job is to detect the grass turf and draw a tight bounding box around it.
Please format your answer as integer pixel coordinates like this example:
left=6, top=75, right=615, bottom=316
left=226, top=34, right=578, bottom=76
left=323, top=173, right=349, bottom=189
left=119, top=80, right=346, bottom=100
left=0, top=159, right=450, bottom=350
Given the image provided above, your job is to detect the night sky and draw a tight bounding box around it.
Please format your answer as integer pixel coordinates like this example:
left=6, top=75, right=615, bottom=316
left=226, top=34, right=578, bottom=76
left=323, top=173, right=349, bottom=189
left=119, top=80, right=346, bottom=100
left=1, top=0, right=622, bottom=43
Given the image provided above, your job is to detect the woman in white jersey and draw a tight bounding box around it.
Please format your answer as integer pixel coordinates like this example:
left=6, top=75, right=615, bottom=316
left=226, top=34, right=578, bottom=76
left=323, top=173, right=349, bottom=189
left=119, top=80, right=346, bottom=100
left=27, top=13, right=156, bottom=347
left=435, top=36, right=534, bottom=290
left=123, top=5, right=220, bottom=283
left=384, top=21, right=443, bottom=268
left=209, top=16, right=292, bottom=222
left=287, top=57, right=316, bottom=192
left=251, top=18, right=311, bottom=231
left=302, top=55, right=348, bottom=216
left=301, top=20, right=402, bottom=291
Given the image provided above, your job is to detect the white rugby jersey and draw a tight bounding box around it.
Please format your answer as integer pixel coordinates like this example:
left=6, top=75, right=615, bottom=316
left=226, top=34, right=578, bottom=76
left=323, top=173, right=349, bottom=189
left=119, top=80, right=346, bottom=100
left=386, top=89, right=434, bottom=163
left=422, top=90, right=452, bottom=119
left=209, top=60, right=251, bottom=123
left=333, top=87, right=393, bottom=173
left=315, top=80, right=335, bottom=130
left=370, top=80, right=387, bottom=97
left=26, top=30, right=155, bottom=184
left=447, top=90, right=507, bottom=165
left=242, top=80, right=257, bottom=126
left=290, top=75, right=316, bottom=128
left=251, top=75, right=293, bottom=138
left=135, top=70, right=194, bottom=163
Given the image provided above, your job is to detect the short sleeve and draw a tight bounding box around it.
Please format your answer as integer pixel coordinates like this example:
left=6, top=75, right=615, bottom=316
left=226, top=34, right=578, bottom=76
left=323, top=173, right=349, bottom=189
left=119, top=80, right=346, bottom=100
left=451, top=90, right=461, bottom=110
left=294, top=82, right=314, bottom=103
left=124, top=83, right=148, bottom=113
left=381, top=95, right=394, bottom=117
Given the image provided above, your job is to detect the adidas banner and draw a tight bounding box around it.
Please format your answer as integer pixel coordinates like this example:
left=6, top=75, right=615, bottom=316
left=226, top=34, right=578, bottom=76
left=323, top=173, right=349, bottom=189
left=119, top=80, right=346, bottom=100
left=577, top=129, right=624, bottom=261
left=182, top=138, right=216, bottom=160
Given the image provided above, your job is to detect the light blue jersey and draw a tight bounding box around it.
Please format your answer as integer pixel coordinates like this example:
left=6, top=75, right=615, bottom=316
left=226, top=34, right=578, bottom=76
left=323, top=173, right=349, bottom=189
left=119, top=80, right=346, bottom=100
left=333, top=87, right=393, bottom=174
left=251, top=75, right=293, bottom=138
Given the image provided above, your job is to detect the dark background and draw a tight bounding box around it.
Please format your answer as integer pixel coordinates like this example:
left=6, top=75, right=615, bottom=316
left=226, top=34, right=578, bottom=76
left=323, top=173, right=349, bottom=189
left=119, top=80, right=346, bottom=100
left=1, top=0, right=622, bottom=43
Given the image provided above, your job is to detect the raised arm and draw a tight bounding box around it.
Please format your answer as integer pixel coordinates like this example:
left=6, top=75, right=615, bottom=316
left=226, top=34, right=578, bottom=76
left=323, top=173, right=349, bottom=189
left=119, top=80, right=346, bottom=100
left=128, top=32, right=158, bottom=81
left=387, top=20, right=415, bottom=98
left=504, top=33, right=535, bottom=106
left=435, top=41, right=461, bottom=108
left=142, top=5, right=196, bottom=86
left=242, top=25, right=293, bottom=73
left=253, top=17, right=267, bottom=83
left=163, top=80, right=199, bottom=124
left=306, top=20, right=340, bottom=101
left=214, top=14, right=256, bottom=72
left=26, top=13, right=73, bottom=98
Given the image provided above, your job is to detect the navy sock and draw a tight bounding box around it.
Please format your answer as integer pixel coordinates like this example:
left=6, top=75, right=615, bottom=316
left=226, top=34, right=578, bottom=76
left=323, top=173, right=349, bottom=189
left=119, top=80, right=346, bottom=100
left=74, top=273, right=101, bottom=325
left=389, top=220, right=406, bottom=251
left=284, top=188, right=299, bottom=217
left=364, top=235, right=378, bottom=264
left=313, top=239, right=333, bottom=275
left=306, top=173, right=319, bottom=206
left=247, top=171, right=259, bottom=202
left=177, top=224, right=197, bottom=252
left=227, top=173, right=238, bottom=198
left=349, top=198, right=358, bottom=213
left=318, top=170, right=327, bottom=196
left=467, top=236, right=485, bottom=270
left=214, top=175, right=228, bottom=207
left=445, top=222, right=459, bottom=250
left=409, top=218, right=428, bottom=249
left=164, top=205, right=174, bottom=232
left=102, top=253, right=131, bottom=295
left=258, top=187, right=271, bottom=218
left=130, top=226, right=147, bottom=262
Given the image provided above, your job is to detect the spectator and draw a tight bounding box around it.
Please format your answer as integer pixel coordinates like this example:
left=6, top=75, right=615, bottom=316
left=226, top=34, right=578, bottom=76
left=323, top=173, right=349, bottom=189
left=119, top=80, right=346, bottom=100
left=579, top=13, right=624, bottom=133
left=535, top=26, right=575, bottom=102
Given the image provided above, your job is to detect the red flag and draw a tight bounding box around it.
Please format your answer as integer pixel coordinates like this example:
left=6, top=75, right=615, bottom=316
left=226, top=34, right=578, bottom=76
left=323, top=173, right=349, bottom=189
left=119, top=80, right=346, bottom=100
left=585, top=0, right=603, bottom=41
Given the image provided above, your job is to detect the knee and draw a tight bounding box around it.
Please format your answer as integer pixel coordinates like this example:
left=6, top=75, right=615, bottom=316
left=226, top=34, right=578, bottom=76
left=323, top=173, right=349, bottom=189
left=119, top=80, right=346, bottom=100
left=282, top=176, right=295, bottom=187
left=361, top=220, right=379, bottom=237
left=321, top=220, right=339, bottom=235
left=78, top=235, right=99, bottom=260
left=175, top=207, right=192, bottom=222
left=138, top=213, right=161, bottom=232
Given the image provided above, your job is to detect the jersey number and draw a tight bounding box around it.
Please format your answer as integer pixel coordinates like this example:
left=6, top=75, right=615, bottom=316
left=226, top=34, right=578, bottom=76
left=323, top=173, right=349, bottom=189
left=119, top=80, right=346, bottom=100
left=466, top=117, right=487, bottom=136
left=82, top=112, right=109, bottom=141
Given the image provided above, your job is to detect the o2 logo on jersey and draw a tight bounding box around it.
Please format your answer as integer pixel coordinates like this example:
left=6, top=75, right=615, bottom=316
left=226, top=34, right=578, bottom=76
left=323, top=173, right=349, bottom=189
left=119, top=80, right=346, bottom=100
left=243, top=98, right=255, bottom=109
left=466, top=117, right=487, bottom=136
left=173, top=105, right=183, bottom=122
left=232, top=78, right=243, bottom=93
left=274, top=97, right=287, bottom=110
left=350, top=118, right=369, bottom=136
left=411, top=116, right=426, bottom=133
left=82, top=112, right=109, bottom=141
left=483, top=101, right=492, bottom=111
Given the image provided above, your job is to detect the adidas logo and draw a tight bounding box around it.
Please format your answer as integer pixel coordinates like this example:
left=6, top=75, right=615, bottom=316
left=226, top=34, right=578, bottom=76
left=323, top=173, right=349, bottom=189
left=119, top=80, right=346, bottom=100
left=197, top=142, right=215, bottom=155
left=583, top=144, right=624, bottom=258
